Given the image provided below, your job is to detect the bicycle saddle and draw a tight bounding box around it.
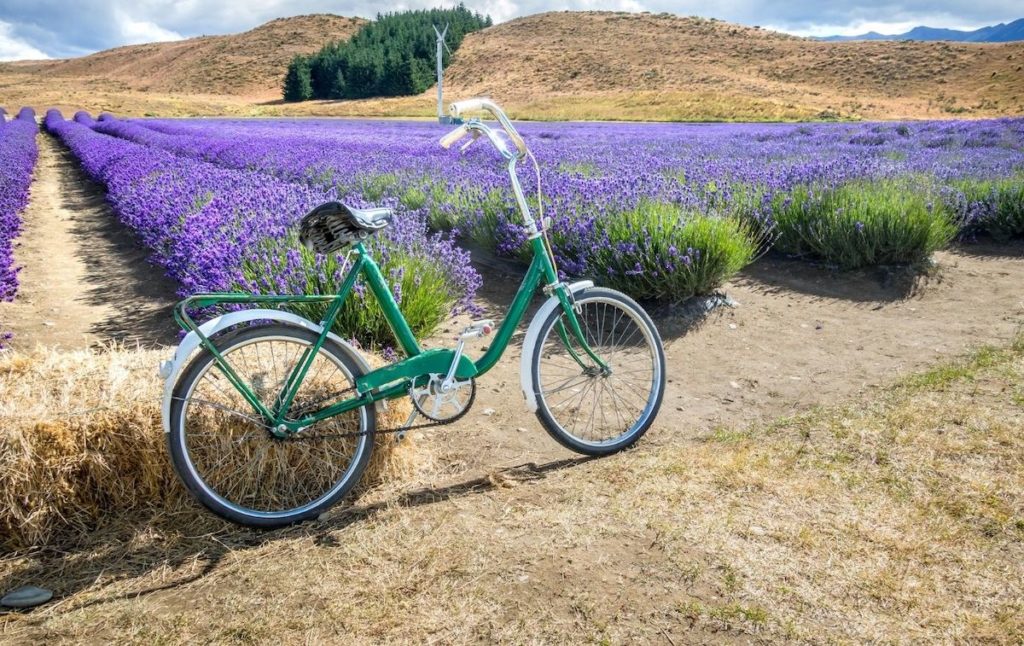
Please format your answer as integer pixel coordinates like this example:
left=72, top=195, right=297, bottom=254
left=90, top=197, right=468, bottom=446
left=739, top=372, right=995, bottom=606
left=299, top=202, right=392, bottom=254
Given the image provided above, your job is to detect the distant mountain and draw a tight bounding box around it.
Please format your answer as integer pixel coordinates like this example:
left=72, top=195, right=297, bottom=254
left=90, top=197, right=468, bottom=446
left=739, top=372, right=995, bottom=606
left=821, top=18, right=1024, bottom=42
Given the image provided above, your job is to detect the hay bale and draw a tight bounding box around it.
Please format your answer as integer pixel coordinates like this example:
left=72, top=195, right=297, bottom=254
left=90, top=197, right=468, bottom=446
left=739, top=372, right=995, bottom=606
left=0, top=345, right=421, bottom=550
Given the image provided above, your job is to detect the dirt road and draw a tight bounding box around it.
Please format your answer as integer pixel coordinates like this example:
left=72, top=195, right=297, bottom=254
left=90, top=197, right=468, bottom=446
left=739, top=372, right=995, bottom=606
left=0, top=133, right=177, bottom=351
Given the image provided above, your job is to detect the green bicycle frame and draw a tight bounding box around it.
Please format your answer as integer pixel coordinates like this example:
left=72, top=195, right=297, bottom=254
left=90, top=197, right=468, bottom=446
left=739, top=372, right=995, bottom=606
left=174, top=235, right=604, bottom=437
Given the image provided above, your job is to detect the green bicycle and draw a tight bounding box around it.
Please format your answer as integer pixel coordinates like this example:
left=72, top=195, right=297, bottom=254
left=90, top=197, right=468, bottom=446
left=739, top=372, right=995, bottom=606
left=160, top=99, right=666, bottom=528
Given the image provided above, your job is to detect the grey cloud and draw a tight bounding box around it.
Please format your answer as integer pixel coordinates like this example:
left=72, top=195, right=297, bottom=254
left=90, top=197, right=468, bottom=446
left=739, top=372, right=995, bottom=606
left=0, top=0, right=1019, bottom=59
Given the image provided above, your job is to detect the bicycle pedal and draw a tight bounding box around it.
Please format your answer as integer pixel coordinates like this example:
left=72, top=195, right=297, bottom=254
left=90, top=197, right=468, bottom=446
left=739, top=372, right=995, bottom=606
left=459, top=319, right=494, bottom=339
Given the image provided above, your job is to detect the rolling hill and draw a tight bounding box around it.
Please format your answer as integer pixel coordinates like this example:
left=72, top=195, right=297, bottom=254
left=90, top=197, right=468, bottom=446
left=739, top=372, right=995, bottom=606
left=0, top=14, right=364, bottom=115
left=1, top=11, right=1022, bottom=121
left=432, top=12, right=1024, bottom=120
left=4, top=14, right=364, bottom=95
left=822, top=18, right=1024, bottom=43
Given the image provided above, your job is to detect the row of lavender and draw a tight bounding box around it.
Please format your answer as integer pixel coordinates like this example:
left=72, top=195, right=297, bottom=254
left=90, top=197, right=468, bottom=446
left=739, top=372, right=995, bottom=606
left=44, top=111, right=480, bottom=345
left=87, top=113, right=1024, bottom=297
left=0, top=108, right=39, bottom=345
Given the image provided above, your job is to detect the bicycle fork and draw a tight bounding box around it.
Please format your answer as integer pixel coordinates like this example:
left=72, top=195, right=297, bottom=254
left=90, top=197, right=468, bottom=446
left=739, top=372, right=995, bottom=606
left=549, top=283, right=610, bottom=374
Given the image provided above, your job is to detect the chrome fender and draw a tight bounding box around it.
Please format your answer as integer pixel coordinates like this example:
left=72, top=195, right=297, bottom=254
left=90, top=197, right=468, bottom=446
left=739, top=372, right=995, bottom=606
left=520, top=280, right=593, bottom=412
left=159, top=309, right=369, bottom=434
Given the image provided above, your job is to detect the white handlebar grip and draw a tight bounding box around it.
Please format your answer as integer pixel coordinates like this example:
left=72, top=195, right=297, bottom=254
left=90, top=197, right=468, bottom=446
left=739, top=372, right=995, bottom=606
left=439, top=124, right=469, bottom=149
left=449, top=98, right=486, bottom=118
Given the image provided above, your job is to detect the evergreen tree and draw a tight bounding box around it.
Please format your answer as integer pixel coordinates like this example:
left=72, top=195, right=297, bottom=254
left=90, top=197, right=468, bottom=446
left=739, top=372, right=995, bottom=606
left=328, top=68, right=347, bottom=100
left=282, top=55, right=313, bottom=102
left=283, top=5, right=491, bottom=102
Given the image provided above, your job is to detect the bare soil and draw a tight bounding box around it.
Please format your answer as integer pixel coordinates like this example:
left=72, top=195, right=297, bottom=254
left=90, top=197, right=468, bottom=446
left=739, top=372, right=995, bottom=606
left=434, top=245, right=1024, bottom=475
left=0, top=133, right=178, bottom=350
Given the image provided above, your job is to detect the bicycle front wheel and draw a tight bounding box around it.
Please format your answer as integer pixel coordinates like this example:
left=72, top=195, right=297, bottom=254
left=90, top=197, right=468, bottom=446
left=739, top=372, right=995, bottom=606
left=531, top=288, right=666, bottom=456
left=168, top=324, right=375, bottom=528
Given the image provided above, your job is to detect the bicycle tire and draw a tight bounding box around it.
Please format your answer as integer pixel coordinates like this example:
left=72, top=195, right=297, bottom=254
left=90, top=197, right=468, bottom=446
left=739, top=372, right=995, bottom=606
left=531, top=287, right=666, bottom=456
left=168, top=324, right=375, bottom=528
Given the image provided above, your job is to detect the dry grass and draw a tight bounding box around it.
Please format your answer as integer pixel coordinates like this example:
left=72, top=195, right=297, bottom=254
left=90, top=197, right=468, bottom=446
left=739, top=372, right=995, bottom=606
left=2, top=337, right=1021, bottom=642
left=2, top=11, right=1022, bottom=121
left=0, top=345, right=423, bottom=551
left=0, top=15, right=362, bottom=97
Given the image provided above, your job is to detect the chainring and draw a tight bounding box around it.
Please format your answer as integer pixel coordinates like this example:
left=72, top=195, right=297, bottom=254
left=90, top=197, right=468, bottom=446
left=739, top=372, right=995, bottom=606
left=409, top=373, right=476, bottom=423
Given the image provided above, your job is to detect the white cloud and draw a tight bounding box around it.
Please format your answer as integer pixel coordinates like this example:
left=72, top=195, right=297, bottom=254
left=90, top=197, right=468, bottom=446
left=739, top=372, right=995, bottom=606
left=114, top=9, right=184, bottom=45
left=474, top=0, right=521, bottom=23
left=0, top=20, right=51, bottom=61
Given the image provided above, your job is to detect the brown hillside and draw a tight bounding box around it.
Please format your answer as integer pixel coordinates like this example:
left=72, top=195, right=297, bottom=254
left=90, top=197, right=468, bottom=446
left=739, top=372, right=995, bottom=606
left=0, top=14, right=363, bottom=105
left=435, top=11, right=1024, bottom=120
left=58, top=14, right=363, bottom=95
left=1, top=11, right=1022, bottom=120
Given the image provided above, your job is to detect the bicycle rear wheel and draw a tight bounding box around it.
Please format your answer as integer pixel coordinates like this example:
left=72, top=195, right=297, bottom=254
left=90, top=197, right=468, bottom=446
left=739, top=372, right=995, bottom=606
left=168, top=325, right=375, bottom=528
left=531, top=288, right=665, bottom=456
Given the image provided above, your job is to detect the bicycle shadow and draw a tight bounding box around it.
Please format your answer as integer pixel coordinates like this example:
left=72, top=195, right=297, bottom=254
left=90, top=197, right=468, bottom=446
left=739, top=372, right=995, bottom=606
left=0, top=456, right=591, bottom=620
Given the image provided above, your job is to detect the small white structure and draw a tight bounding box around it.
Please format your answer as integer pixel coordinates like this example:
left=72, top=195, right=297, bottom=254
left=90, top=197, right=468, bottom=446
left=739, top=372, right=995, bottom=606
left=434, top=24, right=457, bottom=124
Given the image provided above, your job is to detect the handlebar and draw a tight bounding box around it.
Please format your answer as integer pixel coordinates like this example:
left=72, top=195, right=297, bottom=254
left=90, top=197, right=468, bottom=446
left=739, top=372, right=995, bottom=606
left=439, top=123, right=470, bottom=149
left=438, top=97, right=543, bottom=237
left=448, top=98, right=487, bottom=116
left=444, top=98, right=529, bottom=159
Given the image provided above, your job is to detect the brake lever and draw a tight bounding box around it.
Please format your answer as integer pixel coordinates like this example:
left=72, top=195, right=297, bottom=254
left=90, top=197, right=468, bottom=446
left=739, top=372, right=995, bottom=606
left=459, top=131, right=481, bottom=154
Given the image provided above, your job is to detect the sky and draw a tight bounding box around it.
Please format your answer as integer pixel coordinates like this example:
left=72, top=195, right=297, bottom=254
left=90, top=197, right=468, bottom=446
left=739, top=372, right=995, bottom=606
left=0, top=0, right=1020, bottom=61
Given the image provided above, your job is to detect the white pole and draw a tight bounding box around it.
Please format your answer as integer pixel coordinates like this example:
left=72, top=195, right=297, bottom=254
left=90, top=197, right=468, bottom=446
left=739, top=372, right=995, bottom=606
left=435, top=24, right=449, bottom=121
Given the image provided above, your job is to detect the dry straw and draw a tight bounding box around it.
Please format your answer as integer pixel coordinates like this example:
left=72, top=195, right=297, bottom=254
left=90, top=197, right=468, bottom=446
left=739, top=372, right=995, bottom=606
left=0, top=345, right=423, bottom=551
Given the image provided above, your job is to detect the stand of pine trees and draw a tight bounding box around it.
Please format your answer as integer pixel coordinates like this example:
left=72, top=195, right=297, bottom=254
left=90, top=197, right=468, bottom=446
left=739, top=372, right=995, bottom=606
left=283, top=5, right=491, bottom=102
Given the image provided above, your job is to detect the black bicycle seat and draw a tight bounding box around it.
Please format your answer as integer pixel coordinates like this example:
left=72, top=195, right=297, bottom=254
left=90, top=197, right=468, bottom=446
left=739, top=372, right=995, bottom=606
left=299, top=202, right=393, bottom=254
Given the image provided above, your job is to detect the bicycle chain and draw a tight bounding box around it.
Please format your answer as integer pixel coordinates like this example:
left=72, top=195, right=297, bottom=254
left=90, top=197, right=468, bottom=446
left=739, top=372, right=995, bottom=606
left=196, top=383, right=457, bottom=442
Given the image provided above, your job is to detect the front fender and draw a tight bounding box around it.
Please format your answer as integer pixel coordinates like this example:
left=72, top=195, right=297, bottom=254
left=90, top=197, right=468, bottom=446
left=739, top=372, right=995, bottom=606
left=520, top=280, right=593, bottom=412
left=159, top=309, right=369, bottom=433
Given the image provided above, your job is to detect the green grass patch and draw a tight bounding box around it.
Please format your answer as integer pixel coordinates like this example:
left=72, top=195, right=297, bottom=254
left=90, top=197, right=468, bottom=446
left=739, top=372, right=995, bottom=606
left=238, top=235, right=459, bottom=348
left=591, top=200, right=759, bottom=301
left=360, top=173, right=399, bottom=202
left=771, top=179, right=957, bottom=269
left=557, top=161, right=601, bottom=178
left=399, top=186, right=428, bottom=211
left=902, top=343, right=1010, bottom=391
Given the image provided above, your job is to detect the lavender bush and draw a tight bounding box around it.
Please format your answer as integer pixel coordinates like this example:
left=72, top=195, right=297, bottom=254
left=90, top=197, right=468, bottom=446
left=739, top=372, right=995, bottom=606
left=44, top=111, right=480, bottom=345
left=951, top=177, right=1024, bottom=242
left=88, top=114, right=1022, bottom=287
left=1, top=109, right=39, bottom=302
left=772, top=179, right=958, bottom=268
left=590, top=201, right=760, bottom=300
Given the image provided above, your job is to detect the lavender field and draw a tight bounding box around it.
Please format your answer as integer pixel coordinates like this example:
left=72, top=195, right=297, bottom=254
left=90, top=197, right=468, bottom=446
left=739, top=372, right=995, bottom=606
left=0, top=109, right=39, bottom=301
left=39, top=111, right=1024, bottom=341
left=0, top=108, right=39, bottom=345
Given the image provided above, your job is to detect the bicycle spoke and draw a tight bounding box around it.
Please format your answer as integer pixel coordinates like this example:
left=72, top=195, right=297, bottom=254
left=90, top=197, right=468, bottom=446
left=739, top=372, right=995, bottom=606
left=179, top=334, right=369, bottom=515
left=536, top=295, right=661, bottom=448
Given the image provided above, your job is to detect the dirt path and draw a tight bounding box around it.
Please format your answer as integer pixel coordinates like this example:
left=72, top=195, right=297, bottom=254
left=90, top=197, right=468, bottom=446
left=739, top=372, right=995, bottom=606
left=434, top=244, right=1024, bottom=476
left=0, top=133, right=177, bottom=350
